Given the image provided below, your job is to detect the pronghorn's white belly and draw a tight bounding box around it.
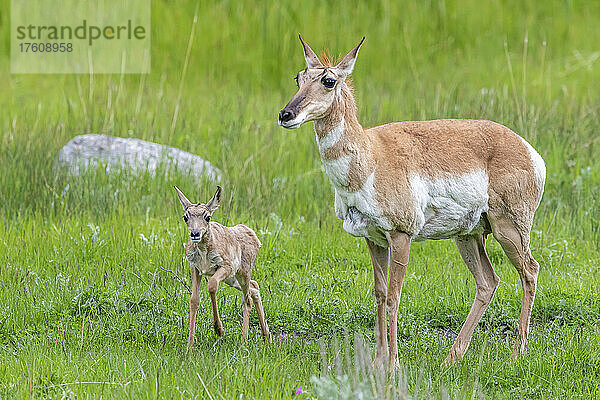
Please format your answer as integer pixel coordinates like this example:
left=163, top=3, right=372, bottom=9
left=409, top=170, right=490, bottom=241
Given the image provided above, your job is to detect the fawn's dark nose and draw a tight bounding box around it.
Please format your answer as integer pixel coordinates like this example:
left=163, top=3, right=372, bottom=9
left=278, top=109, right=294, bottom=123
left=190, top=229, right=201, bottom=240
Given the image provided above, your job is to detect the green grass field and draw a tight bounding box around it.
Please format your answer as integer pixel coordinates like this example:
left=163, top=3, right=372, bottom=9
left=1, top=0, right=599, bottom=398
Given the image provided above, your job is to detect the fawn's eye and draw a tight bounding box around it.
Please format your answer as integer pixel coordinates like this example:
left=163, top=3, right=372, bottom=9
left=183, top=215, right=188, bottom=223
left=321, top=77, right=336, bottom=89
left=294, top=74, right=299, bottom=87
left=205, top=215, right=211, bottom=222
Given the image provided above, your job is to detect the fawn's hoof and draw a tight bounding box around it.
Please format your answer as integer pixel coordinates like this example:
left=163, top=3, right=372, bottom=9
left=441, top=356, right=454, bottom=368
left=214, top=323, right=225, bottom=337
left=511, top=339, right=526, bottom=361
left=264, top=333, right=272, bottom=344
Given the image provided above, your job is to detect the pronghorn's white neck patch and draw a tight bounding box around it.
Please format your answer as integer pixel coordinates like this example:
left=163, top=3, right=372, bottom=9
left=322, top=154, right=352, bottom=187
left=316, top=117, right=345, bottom=154
left=318, top=118, right=351, bottom=187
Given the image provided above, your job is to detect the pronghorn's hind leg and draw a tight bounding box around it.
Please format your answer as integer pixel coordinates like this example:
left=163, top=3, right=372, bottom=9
left=445, top=233, right=499, bottom=364
left=487, top=211, right=539, bottom=360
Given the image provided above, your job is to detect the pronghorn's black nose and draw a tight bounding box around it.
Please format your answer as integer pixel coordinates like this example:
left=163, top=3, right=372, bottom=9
left=279, top=109, right=294, bottom=123
left=190, top=229, right=201, bottom=239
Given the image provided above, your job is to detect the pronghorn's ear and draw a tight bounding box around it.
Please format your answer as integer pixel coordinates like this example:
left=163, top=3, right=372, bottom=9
left=206, top=186, right=222, bottom=212
left=334, top=37, right=365, bottom=78
left=174, top=186, right=192, bottom=210
left=299, top=33, right=323, bottom=69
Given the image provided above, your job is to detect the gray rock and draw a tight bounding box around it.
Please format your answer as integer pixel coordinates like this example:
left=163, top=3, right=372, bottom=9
left=58, top=134, right=221, bottom=181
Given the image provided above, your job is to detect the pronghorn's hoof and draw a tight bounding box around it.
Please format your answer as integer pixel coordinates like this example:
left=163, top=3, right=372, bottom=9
left=214, top=323, right=225, bottom=337
left=372, top=356, right=387, bottom=370
left=389, top=359, right=401, bottom=371
left=186, top=338, right=195, bottom=354
left=510, top=349, right=524, bottom=361
left=441, top=353, right=461, bottom=368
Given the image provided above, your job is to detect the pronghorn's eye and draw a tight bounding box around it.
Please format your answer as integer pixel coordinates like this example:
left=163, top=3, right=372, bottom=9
left=294, top=74, right=299, bottom=87
left=321, top=77, right=336, bottom=88
left=205, top=215, right=211, bottom=222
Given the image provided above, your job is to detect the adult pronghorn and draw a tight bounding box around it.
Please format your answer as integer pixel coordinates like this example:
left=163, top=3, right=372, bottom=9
left=278, top=35, right=545, bottom=368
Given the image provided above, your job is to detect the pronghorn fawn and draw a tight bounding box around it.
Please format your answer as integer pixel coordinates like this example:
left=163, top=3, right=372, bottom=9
left=174, top=186, right=270, bottom=351
left=278, top=35, right=545, bottom=368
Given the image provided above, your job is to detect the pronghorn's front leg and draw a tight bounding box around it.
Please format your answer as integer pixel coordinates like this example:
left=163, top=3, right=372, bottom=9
left=187, top=265, right=202, bottom=352
left=207, top=265, right=232, bottom=337
left=366, top=239, right=389, bottom=368
left=387, top=232, right=410, bottom=370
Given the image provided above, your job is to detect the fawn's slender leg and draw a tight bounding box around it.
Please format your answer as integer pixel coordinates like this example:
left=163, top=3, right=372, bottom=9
left=444, top=234, right=499, bottom=364
left=241, top=283, right=252, bottom=342
left=488, top=213, right=539, bottom=360
left=187, top=265, right=202, bottom=352
left=366, top=238, right=389, bottom=368
left=249, top=280, right=271, bottom=341
left=207, top=266, right=232, bottom=337
left=387, top=232, right=410, bottom=370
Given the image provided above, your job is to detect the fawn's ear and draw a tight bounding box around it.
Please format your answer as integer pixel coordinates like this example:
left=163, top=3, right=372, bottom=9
left=174, top=186, right=193, bottom=210
left=206, top=186, right=222, bottom=212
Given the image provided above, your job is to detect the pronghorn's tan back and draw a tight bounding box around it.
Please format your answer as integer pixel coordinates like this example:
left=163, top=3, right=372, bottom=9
left=365, top=119, right=544, bottom=235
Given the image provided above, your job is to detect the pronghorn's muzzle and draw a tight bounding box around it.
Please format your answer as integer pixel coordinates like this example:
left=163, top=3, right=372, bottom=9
left=278, top=92, right=306, bottom=128
left=278, top=109, right=295, bottom=124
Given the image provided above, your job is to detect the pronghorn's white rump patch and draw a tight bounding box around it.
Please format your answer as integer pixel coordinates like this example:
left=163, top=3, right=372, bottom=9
left=410, top=170, right=490, bottom=241
left=334, top=172, right=393, bottom=247
left=518, top=135, right=546, bottom=204
left=316, top=117, right=345, bottom=153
